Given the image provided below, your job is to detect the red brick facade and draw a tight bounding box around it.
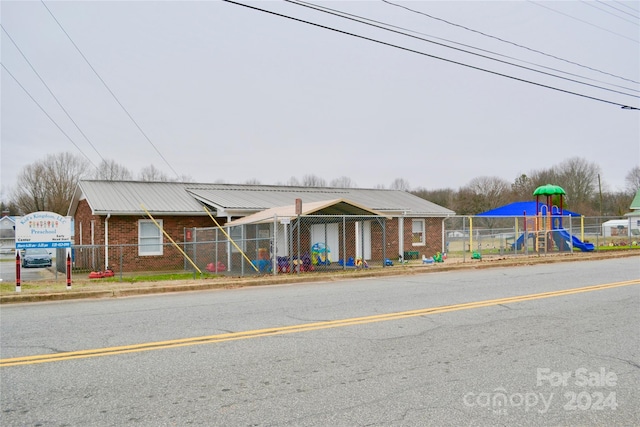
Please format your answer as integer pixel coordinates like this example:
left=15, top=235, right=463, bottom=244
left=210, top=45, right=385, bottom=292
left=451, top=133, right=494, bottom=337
left=73, top=199, right=445, bottom=272
left=73, top=199, right=215, bottom=271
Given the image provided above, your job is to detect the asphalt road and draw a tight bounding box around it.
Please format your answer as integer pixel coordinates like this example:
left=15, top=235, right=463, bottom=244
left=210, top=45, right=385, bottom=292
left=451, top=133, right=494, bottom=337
left=1, top=257, right=638, bottom=426
left=0, top=261, right=57, bottom=284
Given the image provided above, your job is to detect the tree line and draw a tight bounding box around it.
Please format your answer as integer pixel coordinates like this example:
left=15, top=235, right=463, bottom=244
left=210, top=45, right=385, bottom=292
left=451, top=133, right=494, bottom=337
left=1, top=152, right=638, bottom=217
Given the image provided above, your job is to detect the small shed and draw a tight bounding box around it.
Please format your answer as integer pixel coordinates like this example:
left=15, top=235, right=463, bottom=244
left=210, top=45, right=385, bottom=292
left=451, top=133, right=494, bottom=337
left=601, top=219, right=633, bottom=237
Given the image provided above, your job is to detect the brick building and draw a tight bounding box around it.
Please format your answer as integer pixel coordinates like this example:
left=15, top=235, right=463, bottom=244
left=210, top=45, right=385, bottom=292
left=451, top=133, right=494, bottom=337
left=68, top=181, right=455, bottom=272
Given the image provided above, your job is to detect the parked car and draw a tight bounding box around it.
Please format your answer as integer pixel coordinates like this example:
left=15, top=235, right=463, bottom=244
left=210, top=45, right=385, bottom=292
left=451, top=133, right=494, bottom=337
left=21, top=248, right=52, bottom=268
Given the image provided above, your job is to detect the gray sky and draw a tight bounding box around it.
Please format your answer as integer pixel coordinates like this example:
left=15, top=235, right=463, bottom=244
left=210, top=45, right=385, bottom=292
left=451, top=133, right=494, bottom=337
left=1, top=1, right=639, bottom=196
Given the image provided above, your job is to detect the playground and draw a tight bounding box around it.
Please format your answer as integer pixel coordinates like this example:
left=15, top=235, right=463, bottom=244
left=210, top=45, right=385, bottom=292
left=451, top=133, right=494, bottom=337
left=445, top=184, right=625, bottom=257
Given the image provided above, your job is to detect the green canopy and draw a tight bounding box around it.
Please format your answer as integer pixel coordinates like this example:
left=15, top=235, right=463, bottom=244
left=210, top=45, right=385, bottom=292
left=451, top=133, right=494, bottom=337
left=533, top=184, right=566, bottom=196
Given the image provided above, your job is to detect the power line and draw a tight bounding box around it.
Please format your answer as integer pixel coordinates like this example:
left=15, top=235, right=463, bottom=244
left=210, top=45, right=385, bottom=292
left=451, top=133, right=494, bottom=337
left=382, top=0, right=639, bottom=85
left=582, top=0, right=640, bottom=25
left=221, top=0, right=638, bottom=110
left=527, top=0, right=640, bottom=44
left=291, top=0, right=638, bottom=94
left=1, top=25, right=107, bottom=164
left=1, top=63, right=99, bottom=170
left=39, top=0, right=181, bottom=179
left=612, top=0, right=640, bottom=15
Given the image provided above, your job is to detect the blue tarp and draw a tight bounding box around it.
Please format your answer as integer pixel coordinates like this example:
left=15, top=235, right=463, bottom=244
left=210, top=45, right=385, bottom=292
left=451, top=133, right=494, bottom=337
left=477, top=201, right=581, bottom=217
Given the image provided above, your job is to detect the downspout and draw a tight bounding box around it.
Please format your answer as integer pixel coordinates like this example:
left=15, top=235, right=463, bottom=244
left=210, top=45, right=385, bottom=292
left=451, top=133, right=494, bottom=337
left=104, top=213, right=110, bottom=269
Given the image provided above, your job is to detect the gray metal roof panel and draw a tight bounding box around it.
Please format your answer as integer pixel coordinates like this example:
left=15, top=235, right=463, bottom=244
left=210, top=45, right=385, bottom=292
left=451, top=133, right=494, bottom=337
left=74, top=181, right=455, bottom=217
left=78, top=181, right=207, bottom=215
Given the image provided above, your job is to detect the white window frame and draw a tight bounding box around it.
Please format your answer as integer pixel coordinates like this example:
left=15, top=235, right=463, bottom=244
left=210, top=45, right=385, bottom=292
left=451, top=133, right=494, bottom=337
left=138, top=219, right=163, bottom=256
left=412, top=219, right=426, bottom=246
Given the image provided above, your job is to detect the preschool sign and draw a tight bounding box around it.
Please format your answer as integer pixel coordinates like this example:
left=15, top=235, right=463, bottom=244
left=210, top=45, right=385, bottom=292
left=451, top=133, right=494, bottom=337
left=15, top=211, right=72, bottom=249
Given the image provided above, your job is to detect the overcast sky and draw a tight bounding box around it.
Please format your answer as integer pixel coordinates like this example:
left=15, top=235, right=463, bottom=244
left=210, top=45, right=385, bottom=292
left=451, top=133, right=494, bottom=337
left=1, top=1, right=638, bottom=197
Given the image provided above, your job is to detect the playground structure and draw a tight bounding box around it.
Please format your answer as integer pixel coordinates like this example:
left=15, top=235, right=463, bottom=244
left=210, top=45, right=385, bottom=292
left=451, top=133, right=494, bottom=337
left=517, top=184, right=594, bottom=253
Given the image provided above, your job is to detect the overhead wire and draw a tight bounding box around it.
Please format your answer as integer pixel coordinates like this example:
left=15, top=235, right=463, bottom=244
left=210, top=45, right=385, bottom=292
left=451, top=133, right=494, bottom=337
left=527, top=0, right=639, bottom=44
left=39, top=0, right=181, bottom=179
left=611, top=1, right=640, bottom=16
left=1, top=63, right=99, bottom=170
left=284, top=0, right=637, bottom=103
left=1, top=25, right=107, bottom=165
left=382, top=0, right=639, bottom=85
left=580, top=0, right=640, bottom=26
left=291, top=0, right=639, bottom=94
left=221, top=0, right=638, bottom=109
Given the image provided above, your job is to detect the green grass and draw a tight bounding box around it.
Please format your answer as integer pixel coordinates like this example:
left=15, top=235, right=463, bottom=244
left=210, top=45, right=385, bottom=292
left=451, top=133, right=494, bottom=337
left=99, top=272, right=221, bottom=283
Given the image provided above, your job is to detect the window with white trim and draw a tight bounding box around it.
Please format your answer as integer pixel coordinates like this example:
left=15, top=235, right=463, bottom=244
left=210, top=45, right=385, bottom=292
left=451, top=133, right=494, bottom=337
left=139, top=219, right=163, bottom=256
left=412, top=219, right=425, bottom=246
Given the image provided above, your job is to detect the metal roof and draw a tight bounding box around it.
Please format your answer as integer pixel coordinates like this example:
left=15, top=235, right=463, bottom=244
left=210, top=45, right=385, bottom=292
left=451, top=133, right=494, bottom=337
left=226, top=199, right=390, bottom=226
left=69, top=181, right=455, bottom=217
left=69, top=181, right=209, bottom=216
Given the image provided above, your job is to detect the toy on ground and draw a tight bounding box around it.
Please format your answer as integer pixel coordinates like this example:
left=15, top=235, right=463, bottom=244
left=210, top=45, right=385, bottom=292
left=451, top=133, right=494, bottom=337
left=206, top=261, right=226, bottom=272
left=88, top=268, right=115, bottom=279
left=355, top=258, right=368, bottom=268
left=422, top=255, right=434, bottom=264
left=311, top=242, right=331, bottom=265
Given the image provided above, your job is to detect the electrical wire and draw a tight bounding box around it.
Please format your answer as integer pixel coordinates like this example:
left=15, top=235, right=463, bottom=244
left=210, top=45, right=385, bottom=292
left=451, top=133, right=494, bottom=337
left=383, top=0, right=639, bottom=85
left=611, top=1, right=640, bottom=16
left=527, top=0, right=639, bottom=44
left=581, top=0, right=640, bottom=26
left=291, top=0, right=639, bottom=94
left=39, top=0, right=181, bottom=179
left=1, top=63, right=99, bottom=170
left=225, top=0, right=640, bottom=108
left=1, top=25, right=107, bottom=165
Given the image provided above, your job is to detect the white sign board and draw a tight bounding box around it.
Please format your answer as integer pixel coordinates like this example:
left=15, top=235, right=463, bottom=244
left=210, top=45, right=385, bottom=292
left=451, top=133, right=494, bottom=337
left=15, top=211, right=72, bottom=249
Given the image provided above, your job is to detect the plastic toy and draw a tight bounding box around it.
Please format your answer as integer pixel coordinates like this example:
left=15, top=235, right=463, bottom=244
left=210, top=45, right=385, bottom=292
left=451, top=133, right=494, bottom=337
left=311, top=242, right=331, bottom=265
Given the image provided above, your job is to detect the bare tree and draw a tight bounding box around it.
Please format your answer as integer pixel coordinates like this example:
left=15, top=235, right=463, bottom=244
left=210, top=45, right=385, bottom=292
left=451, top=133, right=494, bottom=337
left=301, top=174, right=326, bottom=187
left=11, top=152, right=90, bottom=215
left=286, top=177, right=300, bottom=186
left=525, top=167, right=560, bottom=192
left=244, top=178, right=262, bottom=185
left=390, top=178, right=410, bottom=191
left=94, top=159, right=133, bottom=180
left=625, top=166, right=640, bottom=194
left=329, top=176, right=356, bottom=188
left=555, top=157, right=600, bottom=213
left=411, top=187, right=455, bottom=210
left=138, top=165, right=171, bottom=182
left=601, top=191, right=634, bottom=216
left=511, top=174, right=535, bottom=201
left=454, top=176, right=511, bottom=225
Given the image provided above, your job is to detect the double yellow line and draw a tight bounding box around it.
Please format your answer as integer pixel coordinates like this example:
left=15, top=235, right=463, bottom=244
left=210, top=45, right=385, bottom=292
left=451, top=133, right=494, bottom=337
left=2, top=280, right=637, bottom=367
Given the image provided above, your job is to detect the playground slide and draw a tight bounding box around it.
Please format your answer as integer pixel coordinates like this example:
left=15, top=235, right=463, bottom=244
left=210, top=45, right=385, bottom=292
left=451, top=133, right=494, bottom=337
left=554, top=228, right=595, bottom=252
left=512, top=233, right=533, bottom=250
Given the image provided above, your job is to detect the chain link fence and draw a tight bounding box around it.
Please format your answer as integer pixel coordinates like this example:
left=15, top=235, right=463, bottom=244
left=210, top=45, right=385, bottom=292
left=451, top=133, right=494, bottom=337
left=185, top=215, right=390, bottom=275
left=443, top=215, right=639, bottom=259
left=58, top=215, right=638, bottom=280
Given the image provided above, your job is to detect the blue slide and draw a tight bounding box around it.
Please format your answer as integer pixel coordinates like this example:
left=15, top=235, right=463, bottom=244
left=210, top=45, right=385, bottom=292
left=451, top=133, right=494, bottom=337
left=554, top=228, right=594, bottom=252
left=512, top=232, right=537, bottom=250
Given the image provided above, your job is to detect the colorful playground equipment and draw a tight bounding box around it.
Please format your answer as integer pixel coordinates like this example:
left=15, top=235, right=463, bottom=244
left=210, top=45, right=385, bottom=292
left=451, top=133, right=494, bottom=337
left=527, top=184, right=594, bottom=253
left=311, top=242, right=331, bottom=265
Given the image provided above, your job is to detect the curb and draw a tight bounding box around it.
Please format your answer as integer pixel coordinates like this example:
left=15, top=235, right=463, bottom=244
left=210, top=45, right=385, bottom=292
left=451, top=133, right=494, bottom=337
left=1, top=251, right=637, bottom=304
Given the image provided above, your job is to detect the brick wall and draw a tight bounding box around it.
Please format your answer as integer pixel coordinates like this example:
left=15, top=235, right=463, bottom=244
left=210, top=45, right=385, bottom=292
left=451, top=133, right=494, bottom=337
left=73, top=200, right=446, bottom=272
left=74, top=199, right=220, bottom=271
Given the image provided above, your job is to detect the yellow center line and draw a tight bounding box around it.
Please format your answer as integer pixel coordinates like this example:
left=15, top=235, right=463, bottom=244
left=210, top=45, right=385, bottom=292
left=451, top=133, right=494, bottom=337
left=2, top=280, right=638, bottom=367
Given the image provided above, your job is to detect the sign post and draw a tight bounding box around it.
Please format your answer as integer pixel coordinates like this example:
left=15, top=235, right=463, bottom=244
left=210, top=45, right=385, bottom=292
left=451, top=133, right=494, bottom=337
left=15, top=211, right=72, bottom=291
left=15, top=250, right=21, bottom=292
left=66, top=249, right=72, bottom=290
